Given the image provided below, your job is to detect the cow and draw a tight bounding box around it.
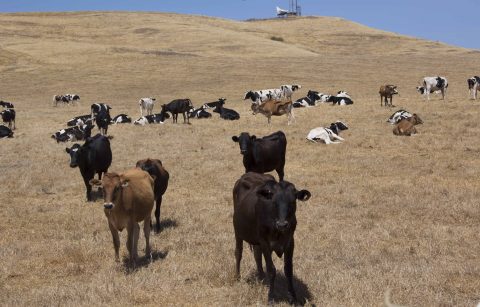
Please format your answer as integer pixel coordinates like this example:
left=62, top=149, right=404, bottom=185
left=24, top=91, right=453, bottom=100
left=53, top=95, right=69, bottom=106
left=387, top=110, right=412, bottom=124
left=393, top=114, right=423, bottom=136
left=251, top=100, right=294, bottom=125
left=0, top=125, right=13, bottom=138
left=336, top=91, right=352, bottom=99
left=111, top=114, right=132, bottom=124
left=416, top=76, right=448, bottom=100
left=293, top=90, right=321, bottom=108
left=213, top=104, right=240, bottom=120
left=89, top=168, right=155, bottom=266
left=1, top=109, right=15, bottom=129
left=90, top=103, right=112, bottom=121
left=306, top=121, right=349, bottom=144
left=161, top=99, right=194, bottom=124
left=467, top=76, right=480, bottom=99
left=52, top=123, right=94, bottom=143
left=139, top=97, right=156, bottom=116
left=136, top=159, right=170, bottom=233
left=65, top=94, right=80, bottom=104
left=202, top=97, right=227, bottom=109
left=244, top=89, right=283, bottom=104
left=379, top=85, right=399, bottom=107
left=0, top=101, right=14, bottom=108
left=231, top=131, right=286, bottom=181
left=133, top=112, right=169, bottom=125
left=65, top=134, right=112, bottom=201
left=95, top=109, right=111, bottom=135
left=67, top=114, right=92, bottom=127
left=327, top=95, right=354, bottom=105
left=233, top=172, right=311, bottom=304
left=280, top=84, right=302, bottom=101
left=188, top=107, right=212, bottom=119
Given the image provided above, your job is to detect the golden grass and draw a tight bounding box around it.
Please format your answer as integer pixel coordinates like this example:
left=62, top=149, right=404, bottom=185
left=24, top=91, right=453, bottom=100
left=1, top=12, right=480, bottom=306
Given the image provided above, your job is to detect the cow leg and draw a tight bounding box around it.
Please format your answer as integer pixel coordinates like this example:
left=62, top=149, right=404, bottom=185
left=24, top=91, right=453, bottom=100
left=253, top=245, right=265, bottom=280
left=83, top=175, right=93, bottom=202
left=234, top=237, right=243, bottom=280
left=140, top=106, right=143, bottom=117
left=262, top=249, right=276, bottom=304
left=380, top=96, right=383, bottom=107
left=154, top=196, right=162, bottom=233
left=277, top=167, right=284, bottom=182
left=284, top=238, right=297, bottom=304
left=108, top=221, right=120, bottom=262
left=183, top=112, right=187, bottom=124
left=143, top=215, right=152, bottom=261
left=127, top=221, right=140, bottom=267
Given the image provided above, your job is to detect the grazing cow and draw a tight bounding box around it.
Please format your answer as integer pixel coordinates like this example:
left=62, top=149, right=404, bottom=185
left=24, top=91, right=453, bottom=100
left=202, top=97, right=227, bottom=109
left=95, top=109, right=111, bottom=135
left=52, top=123, right=94, bottom=143
left=65, top=94, right=80, bottom=104
left=233, top=172, right=311, bottom=304
left=387, top=109, right=412, bottom=124
left=1, top=109, right=15, bottom=129
left=89, top=168, right=154, bottom=266
left=251, top=100, right=294, bottom=124
left=231, top=131, right=286, bottom=181
left=67, top=114, right=92, bottom=127
left=0, top=125, right=13, bottom=138
left=90, top=103, right=112, bottom=120
left=306, top=121, right=349, bottom=144
left=467, top=76, right=480, bottom=99
left=65, top=134, right=112, bottom=201
left=161, top=99, right=194, bottom=124
left=53, top=95, right=69, bottom=106
left=213, top=104, right=240, bottom=120
left=379, top=85, right=399, bottom=107
left=111, top=114, right=132, bottom=124
left=416, top=76, right=448, bottom=100
left=133, top=112, right=169, bottom=125
left=244, top=89, right=283, bottom=104
left=0, top=101, right=14, bottom=108
left=188, top=107, right=212, bottom=119
left=293, top=90, right=321, bottom=108
left=136, top=159, right=170, bottom=233
left=393, top=114, right=423, bottom=136
left=139, top=97, right=156, bottom=116
left=327, top=95, right=354, bottom=105
left=280, top=84, right=302, bottom=101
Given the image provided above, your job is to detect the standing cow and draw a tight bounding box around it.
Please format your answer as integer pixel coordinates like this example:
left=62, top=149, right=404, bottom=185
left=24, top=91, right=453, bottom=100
left=233, top=172, right=311, bottom=304
left=139, top=97, right=156, bottom=116
left=467, top=76, right=480, bottom=99
left=416, top=76, right=448, bottom=100
left=161, top=99, right=194, bottom=124
left=379, top=84, right=399, bottom=107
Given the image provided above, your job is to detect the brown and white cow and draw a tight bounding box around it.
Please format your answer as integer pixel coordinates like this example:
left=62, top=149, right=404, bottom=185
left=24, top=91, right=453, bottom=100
left=251, top=100, right=294, bottom=125
left=90, top=168, right=155, bottom=266
left=393, top=113, right=423, bottom=136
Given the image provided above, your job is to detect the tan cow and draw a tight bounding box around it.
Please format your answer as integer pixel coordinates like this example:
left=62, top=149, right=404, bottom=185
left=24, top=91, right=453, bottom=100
left=379, top=84, right=399, bottom=107
left=90, top=168, right=155, bottom=266
left=251, top=100, right=294, bottom=125
left=393, top=113, right=423, bottom=136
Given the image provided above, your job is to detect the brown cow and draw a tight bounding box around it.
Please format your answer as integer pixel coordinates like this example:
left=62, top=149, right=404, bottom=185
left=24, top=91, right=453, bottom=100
left=379, top=84, right=399, bottom=107
left=90, top=168, right=155, bottom=266
left=136, top=159, right=170, bottom=233
left=251, top=100, right=294, bottom=125
left=393, top=113, right=423, bottom=136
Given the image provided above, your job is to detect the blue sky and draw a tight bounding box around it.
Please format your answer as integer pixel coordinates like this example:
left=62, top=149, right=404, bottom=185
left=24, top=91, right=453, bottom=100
left=0, top=0, right=477, bottom=49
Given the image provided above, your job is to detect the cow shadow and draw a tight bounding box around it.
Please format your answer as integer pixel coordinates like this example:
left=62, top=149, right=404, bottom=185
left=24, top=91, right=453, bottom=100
left=245, top=271, right=314, bottom=306
left=156, top=218, right=178, bottom=232
left=122, top=249, right=168, bottom=273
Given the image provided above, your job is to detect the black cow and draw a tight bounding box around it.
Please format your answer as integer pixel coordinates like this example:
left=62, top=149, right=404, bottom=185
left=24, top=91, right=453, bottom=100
left=1, top=109, right=16, bottom=130
left=67, top=114, right=92, bottom=127
left=0, top=101, right=14, bottom=108
left=213, top=105, right=240, bottom=120
left=327, top=96, right=354, bottom=105
left=188, top=107, right=212, bottom=119
left=111, top=114, right=132, bottom=124
left=233, top=172, right=311, bottom=304
left=65, top=134, right=112, bottom=201
left=232, top=131, right=286, bottom=181
left=136, top=158, right=170, bottom=233
left=90, top=103, right=111, bottom=120
left=95, top=109, right=111, bottom=135
left=0, top=125, right=13, bottom=138
left=161, top=99, right=194, bottom=124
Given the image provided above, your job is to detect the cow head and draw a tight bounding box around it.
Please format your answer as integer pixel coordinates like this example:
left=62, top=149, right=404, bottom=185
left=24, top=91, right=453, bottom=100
left=232, top=132, right=256, bottom=154
left=244, top=91, right=257, bottom=102
left=386, top=85, right=399, bottom=95
left=256, top=180, right=311, bottom=232
left=291, top=84, right=301, bottom=91
left=89, top=173, right=129, bottom=209
left=307, top=90, right=321, bottom=101
left=416, top=86, right=426, bottom=95
left=136, top=158, right=161, bottom=177
left=468, top=78, right=476, bottom=90
left=409, top=113, right=423, bottom=125
left=65, top=144, right=82, bottom=168
left=134, top=117, right=147, bottom=125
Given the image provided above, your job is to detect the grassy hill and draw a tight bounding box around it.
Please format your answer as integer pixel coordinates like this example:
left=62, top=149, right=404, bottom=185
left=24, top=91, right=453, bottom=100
left=1, top=12, right=479, bottom=306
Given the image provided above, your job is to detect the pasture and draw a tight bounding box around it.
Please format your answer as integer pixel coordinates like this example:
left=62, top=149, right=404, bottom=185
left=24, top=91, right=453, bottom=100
left=1, top=12, right=480, bottom=306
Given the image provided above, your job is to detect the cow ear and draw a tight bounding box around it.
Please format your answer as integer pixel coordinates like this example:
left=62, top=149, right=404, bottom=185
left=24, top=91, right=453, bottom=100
left=296, top=190, right=311, bottom=201
left=121, top=179, right=130, bottom=188
left=65, top=148, right=70, bottom=153
left=232, top=136, right=239, bottom=142
left=257, top=188, right=273, bottom=200
left=89, top=179, right=102, bottom=187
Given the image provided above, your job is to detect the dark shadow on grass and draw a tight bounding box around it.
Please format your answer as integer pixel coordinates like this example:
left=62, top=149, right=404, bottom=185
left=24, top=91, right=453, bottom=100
left=157, top=218, right=178, bottom=232
left=123, top=249, right=168, bottom=273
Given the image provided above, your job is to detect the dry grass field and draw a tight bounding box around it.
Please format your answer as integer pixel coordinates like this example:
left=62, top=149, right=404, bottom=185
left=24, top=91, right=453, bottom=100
left=1, top=12, right=480, bottom=306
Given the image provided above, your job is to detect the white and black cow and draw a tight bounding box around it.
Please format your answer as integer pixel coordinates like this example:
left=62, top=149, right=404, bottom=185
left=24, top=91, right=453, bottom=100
left=336, top=91, right=352, bottom=99
left=387, top=109, right=413, bottom=124
left=90, top=103, right=111, bottom=120
left=467, top=76, right=480, bottom=99
left=111, top=114, right=132, bottom=124
left=280, top=84, right=302, bottom=100
left=306, top=121, right=349, bottom=144
left=188, top=107, right=212, bottom=119
left=53, top=94, right=80, bottom=106
left=133, top=112, right=169, bottom=125
left=244, top=89, right=283, bottom=104
left=416, top=76, right=448, bottom=100
left=52, top=123, right=94, bottom=143
left=293, top=90, right=321, bottom=108
left=202, top=97, right=227, bottom=109
left=1, top=109, right=15, bottom=130
left=327, top=95, right=354, bottom=105
left=0, top=125, right=13, bottom=138
left=67, top=114, right=92, bottom=127
left=139, top=97, right=156, bottom=116
left=0, top=100, right=14, bottom=108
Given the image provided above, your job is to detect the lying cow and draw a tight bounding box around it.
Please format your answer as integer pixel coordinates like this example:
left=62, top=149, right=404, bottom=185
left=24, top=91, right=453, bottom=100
left=393, top=114, right=423, bottom=136
left=133, top=112, right=169, bottom=125
left=52, top=123, right=94, bottom=143
left=188, top=107, right=212, bottom=119
left=111, top=114, right=132, bottom=124
left=232, top=131, right=286, bottom=181
left=89, top=168, right=155, bottom=266
left=379, top=85, right=399, bottom=107
left=233, top=172, right=311, bottom=304
left=280, top=84, right=301, bottom=101
left=327, top=95, right=354, bottom=105
left=387, top=109, right=412, bottom=124
left=202, top=97, right=227, bottom=109
left=0, top=125, right=13, bottom=138
left=336, top=91, right=352, bottom=99
left=136, top=159, right=170, bottom=233
left=0, top=101, right=14, bottom=108
left=65, top=134, right=112, bottom=201
left=139, top=97, right=156, bottom=116
left=213, top=104, right=240, bottom=120
left=293, top=90, right=321, bottom=108
left=416, top=76, right=448, bottom=100
left=251, top=100, right=294, bottom=125
left=306, top=121, right=349, bottom=144
left=1, top=109, right=15, bottom=130
left=467, top=76, right=480, bottom=99
left=67, top=114, right=92, bottom=127
left=161, top=99, right=194, bottom=124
